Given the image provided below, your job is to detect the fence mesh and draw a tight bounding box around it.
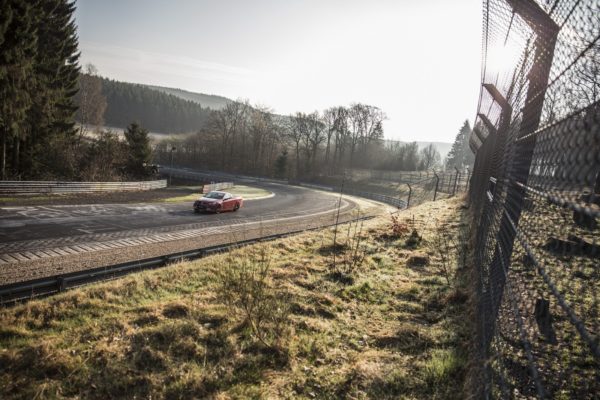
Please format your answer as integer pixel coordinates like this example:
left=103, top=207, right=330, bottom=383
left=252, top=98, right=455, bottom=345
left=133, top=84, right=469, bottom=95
left=469, top=0, right=599, bottom=398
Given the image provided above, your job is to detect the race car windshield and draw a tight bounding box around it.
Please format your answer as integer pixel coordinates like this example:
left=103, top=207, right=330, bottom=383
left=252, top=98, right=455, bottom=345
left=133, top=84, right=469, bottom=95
left=204, top=192, right=225, bottom=199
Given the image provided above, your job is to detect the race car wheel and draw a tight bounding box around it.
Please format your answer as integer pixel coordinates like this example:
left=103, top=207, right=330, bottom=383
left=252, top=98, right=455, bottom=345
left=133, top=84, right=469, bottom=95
left=233, top=203, right=240, bottom=211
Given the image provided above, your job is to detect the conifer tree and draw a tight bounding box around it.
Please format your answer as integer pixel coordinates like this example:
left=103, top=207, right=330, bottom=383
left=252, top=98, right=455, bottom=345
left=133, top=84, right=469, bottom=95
left=445, top=120, right=473, bottom=171
left=0, top=0, right=37, bottom=179
left=0, top=0, right=80, bottom=179
left=124, top=122, right=152, bottom=178
left=31, top=0, right=80, bottom=178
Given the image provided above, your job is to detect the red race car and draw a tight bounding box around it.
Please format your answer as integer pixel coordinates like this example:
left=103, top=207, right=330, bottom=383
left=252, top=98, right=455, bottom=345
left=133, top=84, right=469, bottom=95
left=193, top=191, right=243, bottom=213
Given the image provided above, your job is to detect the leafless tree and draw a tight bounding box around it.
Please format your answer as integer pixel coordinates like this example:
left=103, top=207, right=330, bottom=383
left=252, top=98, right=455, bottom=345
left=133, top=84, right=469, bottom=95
left=210, top=100, right=250, bottom=169
left=420, top=143, right=441, bottom=170
left=75, top=64, right=107, bottom=141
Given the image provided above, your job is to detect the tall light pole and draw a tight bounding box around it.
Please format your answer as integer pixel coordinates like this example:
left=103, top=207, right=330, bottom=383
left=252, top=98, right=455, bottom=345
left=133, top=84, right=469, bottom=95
left=169, top=146, right=176, bottom=186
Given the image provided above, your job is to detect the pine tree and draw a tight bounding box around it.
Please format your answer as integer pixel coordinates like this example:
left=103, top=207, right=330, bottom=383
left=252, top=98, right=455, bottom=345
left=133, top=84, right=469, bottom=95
left=0, top=0, right=37, bottom=179
left=445, top=120, right=472, bottom=171
left=124, top=122, right=152, bottom=178
left=0, top=0, right=80, bottom=179
left=32, top=0, right=81, bottom=178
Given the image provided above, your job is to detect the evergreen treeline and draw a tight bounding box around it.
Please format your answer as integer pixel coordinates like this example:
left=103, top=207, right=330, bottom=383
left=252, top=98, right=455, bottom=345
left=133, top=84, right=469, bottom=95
left=0, top=0, right=80, bottom=180
left=0, top=2, right=155, bottom=182
left=99, top=77, right=213, bottom=133
left=147, top=85, right=231, bottom=110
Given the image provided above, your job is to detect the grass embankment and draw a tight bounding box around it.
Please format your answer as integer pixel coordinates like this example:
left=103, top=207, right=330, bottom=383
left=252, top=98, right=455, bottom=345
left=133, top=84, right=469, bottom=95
left=0, top=197, right=472, bottom=399
left=160, top=185, right=272, bottom=203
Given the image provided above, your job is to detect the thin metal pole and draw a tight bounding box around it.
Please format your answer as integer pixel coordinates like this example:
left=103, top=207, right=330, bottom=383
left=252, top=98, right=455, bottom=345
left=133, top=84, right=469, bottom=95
left=169, top=146, right=175, bottom=186
left=453, top=167, right=460, bottom=196
left=433, top=171, right=439, bottom=201
left=332, top=172, right=346, bottom=269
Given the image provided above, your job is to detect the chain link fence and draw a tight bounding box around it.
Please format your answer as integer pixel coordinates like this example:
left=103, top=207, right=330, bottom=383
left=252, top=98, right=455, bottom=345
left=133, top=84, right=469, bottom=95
left=468, top=0, right=599, bottom=398
left=313, top=169, right=469, bottom=209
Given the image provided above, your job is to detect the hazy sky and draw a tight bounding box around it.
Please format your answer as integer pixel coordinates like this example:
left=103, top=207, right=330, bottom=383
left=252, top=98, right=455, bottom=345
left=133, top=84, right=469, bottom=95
left=74, top=0, right=482, bottom=143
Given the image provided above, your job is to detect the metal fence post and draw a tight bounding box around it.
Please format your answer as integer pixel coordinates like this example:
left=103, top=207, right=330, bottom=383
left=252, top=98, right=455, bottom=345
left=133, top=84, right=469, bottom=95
left=472, top=2, right=559, bottom=398
left=169, top=146, right=176, bottom=186
left=433, top=171, right=439, bottom=201
left=453, top=167, right=460, bottom=196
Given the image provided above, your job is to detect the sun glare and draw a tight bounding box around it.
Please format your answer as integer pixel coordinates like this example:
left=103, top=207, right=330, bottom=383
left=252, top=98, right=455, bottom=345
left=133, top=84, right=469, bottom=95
left=486, top=41, right=524, bottom=76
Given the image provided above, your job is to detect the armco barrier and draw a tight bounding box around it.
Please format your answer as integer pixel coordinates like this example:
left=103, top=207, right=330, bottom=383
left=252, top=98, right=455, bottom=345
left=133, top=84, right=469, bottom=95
left=0, top=215, right=375, bottom=305
left=162, top=166, right=407, bottom=209
left=0, top=180, right=167, bottom=195
left=202, top=182, right=234, bottom=193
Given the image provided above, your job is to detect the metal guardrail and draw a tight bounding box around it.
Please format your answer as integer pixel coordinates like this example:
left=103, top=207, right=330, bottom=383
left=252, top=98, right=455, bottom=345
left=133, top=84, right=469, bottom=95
left=0, top=216, right=375, bottom=306
left=333, top=188, right=406, bottom=209
left=202, top=182, right=234, bottom=193
left=0, top=180, right=167, bottom=195
left=162, top=166, right=408, bottom=209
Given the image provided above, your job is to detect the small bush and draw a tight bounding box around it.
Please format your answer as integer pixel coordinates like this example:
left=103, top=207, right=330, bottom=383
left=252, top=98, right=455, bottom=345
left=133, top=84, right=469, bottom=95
left=330, top=210, right=368, bottom=278
left=390, top=214, right=410, bottom=237
left=217, top=247, right=291, bottom=351
left=429, top=221, right=459, bottom=285
left=405, top=229, right=422, bottom=248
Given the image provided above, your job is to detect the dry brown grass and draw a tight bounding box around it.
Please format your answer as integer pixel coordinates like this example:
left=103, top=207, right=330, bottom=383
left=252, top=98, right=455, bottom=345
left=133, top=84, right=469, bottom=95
left=0, top=197, right=472, bottom=399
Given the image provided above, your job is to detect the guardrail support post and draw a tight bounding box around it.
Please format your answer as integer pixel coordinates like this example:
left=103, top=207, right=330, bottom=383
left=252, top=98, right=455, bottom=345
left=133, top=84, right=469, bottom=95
left=57, top=277, right=65, bottom=292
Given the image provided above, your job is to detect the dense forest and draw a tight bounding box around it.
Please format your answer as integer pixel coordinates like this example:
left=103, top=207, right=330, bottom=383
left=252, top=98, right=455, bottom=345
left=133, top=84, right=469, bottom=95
left=98, top=78, right=214, bottom=133
left=0, top=0, right=80, bottom=180
left=0, top=1, right=154, bottom=181
left=147, top=85, right=231, bottom=110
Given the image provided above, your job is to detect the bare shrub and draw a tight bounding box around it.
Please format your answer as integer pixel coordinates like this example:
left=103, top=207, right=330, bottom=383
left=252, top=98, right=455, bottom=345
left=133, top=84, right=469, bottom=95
left=429, top=220, right=459, bottom=286
left=217, top=246, right=291, bottom=350
left=390, top=213, right=410, bottom=237
left=330, top=210, right=369, bottom=279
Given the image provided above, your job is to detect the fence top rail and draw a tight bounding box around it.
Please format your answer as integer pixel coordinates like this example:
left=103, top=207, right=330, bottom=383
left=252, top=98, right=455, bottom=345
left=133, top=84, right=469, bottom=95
left=0, top=180, right=166, bottom=185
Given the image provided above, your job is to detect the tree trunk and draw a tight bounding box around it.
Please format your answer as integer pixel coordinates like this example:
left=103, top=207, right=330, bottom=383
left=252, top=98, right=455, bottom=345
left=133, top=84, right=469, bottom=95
left=12, top=136, right=20, bottom=178
left=295, top=142, right=301, bottom=179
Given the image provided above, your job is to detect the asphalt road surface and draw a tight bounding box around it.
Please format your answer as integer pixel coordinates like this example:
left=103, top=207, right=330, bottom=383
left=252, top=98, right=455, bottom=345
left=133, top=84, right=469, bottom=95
left=0, top=182, right=353, bottom=256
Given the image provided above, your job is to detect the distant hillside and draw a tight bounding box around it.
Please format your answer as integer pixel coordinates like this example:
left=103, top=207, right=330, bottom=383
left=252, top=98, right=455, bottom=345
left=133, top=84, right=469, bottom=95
left=76, top=76, right=214, bottom=134
left=146, top=85, right=232, bottom=110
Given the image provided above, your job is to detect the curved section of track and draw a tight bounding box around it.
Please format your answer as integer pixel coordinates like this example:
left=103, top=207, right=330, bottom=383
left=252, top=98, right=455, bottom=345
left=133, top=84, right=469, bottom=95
left=0, top=182, right=372, bottom=285
left=0, top=183, right=348, bottom=252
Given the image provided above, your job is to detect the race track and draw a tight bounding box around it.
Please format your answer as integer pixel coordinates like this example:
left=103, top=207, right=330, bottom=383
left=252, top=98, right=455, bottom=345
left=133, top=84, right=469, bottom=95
left=0, top=183, right=346, bottom=247
left=0, top=182, right=368, bottom=284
